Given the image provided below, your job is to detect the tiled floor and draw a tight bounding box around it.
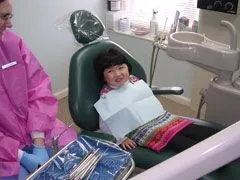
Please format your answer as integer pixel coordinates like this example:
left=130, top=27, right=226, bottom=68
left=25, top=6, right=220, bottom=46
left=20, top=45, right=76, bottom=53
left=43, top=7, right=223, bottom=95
left=57, top=96, right=81, bottom=133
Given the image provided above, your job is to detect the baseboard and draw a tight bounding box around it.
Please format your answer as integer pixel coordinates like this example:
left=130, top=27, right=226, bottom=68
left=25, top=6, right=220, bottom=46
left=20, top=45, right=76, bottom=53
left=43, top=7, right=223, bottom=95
left=54, top=88, right=68, bottom=100
left=162, top=94, right=191, bottom=107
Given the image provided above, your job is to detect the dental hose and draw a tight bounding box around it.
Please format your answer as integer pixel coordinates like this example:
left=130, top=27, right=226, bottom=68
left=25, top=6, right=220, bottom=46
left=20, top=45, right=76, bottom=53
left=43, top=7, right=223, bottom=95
left=197, top=89, right=207, bottom=119
left=150, top=47, right=160, bottom=88
left=149, top=17, right=168, bottom=88
left=149, top=45, right=156, bottom=87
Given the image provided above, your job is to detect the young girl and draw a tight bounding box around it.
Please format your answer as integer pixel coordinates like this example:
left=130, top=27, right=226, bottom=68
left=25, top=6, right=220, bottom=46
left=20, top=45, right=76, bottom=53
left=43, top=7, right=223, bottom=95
left=94, top=47, right=221, bottom=153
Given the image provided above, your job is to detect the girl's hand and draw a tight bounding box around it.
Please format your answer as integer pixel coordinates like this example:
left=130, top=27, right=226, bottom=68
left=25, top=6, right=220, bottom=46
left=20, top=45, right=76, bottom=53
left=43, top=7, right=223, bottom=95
left=120, top=138, right=137, bottom=150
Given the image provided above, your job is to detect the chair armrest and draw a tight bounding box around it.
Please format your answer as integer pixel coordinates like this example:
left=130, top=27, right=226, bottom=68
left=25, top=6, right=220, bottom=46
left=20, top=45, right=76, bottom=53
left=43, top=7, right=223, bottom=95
left=80, top=130, right=117, bottom=143
left=152, top=86, right=184, bottom=95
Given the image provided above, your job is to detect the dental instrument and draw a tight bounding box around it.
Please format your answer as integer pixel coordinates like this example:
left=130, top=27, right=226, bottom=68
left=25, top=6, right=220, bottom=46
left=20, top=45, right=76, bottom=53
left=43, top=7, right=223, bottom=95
left=70, top=149, right=103, bottom=180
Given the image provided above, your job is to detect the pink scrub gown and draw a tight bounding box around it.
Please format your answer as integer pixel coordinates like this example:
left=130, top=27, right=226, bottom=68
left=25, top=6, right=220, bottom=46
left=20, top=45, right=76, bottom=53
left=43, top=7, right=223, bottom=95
left=0, top=29, right=77, bottom=177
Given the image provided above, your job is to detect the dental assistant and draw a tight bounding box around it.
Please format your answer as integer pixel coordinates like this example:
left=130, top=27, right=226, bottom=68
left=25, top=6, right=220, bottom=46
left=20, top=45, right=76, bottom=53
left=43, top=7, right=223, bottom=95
left=0, top=0, right=77, bottom=179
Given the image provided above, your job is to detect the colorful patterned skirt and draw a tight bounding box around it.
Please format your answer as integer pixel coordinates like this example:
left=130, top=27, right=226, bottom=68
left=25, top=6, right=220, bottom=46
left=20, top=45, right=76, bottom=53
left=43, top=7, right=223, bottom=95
left=127, top=112, right=193, bottom=152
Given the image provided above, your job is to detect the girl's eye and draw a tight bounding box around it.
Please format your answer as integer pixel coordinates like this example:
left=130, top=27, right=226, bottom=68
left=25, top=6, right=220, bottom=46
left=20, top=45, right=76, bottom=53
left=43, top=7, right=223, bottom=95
left=107, top=70, right=112, bottom=73
left=119, top=66, right=124, bottom=69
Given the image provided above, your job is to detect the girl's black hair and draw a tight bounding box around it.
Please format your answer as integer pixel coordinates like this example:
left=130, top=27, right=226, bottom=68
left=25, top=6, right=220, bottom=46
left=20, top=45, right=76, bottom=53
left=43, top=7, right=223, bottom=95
left=94, top=47, right=132, bottom=82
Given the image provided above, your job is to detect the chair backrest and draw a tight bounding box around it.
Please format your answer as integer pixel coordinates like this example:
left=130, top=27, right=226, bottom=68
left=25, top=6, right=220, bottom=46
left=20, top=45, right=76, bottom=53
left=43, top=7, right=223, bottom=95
left=68, top=40, right=146, bottom=131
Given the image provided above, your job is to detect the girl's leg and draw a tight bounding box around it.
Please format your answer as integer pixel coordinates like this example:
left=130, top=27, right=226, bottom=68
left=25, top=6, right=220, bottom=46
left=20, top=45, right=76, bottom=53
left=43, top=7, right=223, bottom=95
left=166, top=120, right=223, bottom=152
left=166, top=134, right=199, bottom=152
left=177, top=121, right=222, bottom=141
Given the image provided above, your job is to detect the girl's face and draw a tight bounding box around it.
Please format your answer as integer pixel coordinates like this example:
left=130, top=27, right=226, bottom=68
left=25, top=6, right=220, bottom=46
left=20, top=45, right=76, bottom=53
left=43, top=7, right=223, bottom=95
left=103, top=63, right=130, bottom=87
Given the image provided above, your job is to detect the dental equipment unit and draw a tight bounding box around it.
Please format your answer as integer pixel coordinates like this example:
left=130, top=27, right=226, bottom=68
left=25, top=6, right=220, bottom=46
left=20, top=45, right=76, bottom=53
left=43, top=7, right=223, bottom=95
left=157, top=20, right=240, bottom=126
left=139, top=21, right=240, bottom=179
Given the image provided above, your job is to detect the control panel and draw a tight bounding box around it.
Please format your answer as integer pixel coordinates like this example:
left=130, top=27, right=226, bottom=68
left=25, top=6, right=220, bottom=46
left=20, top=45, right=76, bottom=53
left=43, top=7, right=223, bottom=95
left=197, top=0, right=239, bottom=14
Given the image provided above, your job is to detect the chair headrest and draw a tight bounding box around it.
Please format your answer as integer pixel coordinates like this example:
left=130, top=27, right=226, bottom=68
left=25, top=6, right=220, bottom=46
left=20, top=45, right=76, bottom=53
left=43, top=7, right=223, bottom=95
left=70, top=10, right=105, bottom=44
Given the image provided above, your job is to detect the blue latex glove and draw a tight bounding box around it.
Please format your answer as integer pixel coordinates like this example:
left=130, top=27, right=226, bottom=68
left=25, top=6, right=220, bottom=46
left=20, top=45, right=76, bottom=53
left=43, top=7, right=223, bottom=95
left=20, top=152, right=42, bottom=173
left=19, top=165, right=29, bottom=180
left=32, top=144, right=49, bottom=164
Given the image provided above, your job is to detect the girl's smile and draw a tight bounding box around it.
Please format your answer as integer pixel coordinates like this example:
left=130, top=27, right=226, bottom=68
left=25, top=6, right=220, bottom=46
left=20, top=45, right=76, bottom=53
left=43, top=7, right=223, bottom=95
left=104, top=64, right=130, bottom=87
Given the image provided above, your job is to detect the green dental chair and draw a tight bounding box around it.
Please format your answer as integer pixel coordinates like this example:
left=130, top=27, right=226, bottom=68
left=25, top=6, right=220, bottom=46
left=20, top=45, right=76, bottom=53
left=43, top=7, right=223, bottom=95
left=68, top=10, right=240, bottom=180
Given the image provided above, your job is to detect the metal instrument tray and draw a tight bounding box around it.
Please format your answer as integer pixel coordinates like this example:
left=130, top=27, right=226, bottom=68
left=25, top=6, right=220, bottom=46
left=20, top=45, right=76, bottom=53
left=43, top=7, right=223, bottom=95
left=27, top=135, right=134, bottom=180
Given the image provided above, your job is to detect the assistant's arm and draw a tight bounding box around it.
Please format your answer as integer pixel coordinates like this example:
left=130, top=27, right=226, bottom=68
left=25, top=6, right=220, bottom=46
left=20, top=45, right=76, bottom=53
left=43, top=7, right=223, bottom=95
left=19, top=39, right=57, bottom=140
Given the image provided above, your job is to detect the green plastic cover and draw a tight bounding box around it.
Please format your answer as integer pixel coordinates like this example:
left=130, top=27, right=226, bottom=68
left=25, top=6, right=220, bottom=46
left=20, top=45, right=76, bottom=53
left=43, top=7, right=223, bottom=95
left=70, top=10, right=105, bottom=44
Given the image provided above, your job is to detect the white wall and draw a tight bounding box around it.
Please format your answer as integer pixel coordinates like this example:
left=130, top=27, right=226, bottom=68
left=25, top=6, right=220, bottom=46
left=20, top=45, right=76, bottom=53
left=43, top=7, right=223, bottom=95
left=12, top=0, right=106, bottom=93
left=11, top=0, right=240, bottom=102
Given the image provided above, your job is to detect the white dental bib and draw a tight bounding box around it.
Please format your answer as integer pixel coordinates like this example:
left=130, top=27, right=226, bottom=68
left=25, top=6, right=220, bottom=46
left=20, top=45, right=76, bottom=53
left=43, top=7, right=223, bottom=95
left=94, top=80, right=165, bottom=140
